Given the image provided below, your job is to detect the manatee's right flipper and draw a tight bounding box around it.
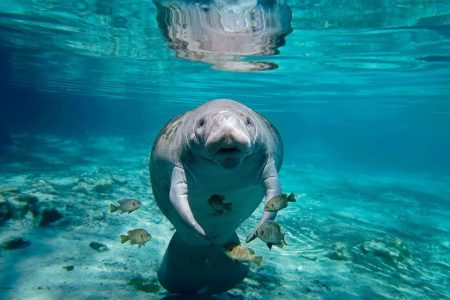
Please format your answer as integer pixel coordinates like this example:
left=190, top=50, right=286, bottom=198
left=170, top=166, right=207, bottom=240
left=158, top=232, right=249, bottom=294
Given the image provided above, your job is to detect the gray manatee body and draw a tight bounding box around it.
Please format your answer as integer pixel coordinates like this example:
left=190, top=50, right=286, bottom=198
left=150, top=99, right=283, bottom=293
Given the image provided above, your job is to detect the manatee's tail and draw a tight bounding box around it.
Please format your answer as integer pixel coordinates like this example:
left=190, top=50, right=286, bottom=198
left=287, top=193, right=296, bottom=202
left=109, top=204, right=118, bottom=213
left=158, top=232, right=249, bottom=294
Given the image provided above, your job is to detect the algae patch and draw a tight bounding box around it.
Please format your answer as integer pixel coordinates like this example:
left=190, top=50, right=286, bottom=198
left=128, top=276, right=160, bottom=294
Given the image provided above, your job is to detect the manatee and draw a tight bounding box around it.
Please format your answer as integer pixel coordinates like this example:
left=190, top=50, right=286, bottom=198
left=150, top=99, right=283, bottom=294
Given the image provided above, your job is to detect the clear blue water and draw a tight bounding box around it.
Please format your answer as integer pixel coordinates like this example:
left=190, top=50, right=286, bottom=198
left=1, top=0, right=449, bottom=299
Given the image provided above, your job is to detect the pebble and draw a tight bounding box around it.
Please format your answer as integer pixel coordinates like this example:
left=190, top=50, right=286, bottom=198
left=72, top=182, right=92, bottom=194
left=89, top=241, right=109, bottom=252
left=9, top=194, right=40, bottom=218
left=0, top=185, right=20, bottom=195
left=327, top=241, right=351, bottom=261
left=2, top=237, right=31, bottom=250
left=34, top=180, right=58, bottom=195
left=0, top=196, right=12, bottom=223
left=39, top=208, right=63, bottom=227
left=93, top=179, right=114, bottom=193
left=111, top=175, right=127, bottom=185
left=360, top=238, right=409, bottom=267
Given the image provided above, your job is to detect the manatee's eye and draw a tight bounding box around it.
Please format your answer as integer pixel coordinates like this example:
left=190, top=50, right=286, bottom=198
left=246, top=117, right=253, bottom=126
left=198, top=118, right=205, bottom=127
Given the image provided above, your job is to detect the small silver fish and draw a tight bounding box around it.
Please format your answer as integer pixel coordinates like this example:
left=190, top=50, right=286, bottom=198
left=109, top=199, right=142, bottom=214
left=264, top=193, right=296, bottom=212
left=120, top=229, right=151, bottom=248
left=223, top=243, right=263, bottom=267
left=256, top=220, right=287, bottom=250
left=208, top=194, right=232, bottom=215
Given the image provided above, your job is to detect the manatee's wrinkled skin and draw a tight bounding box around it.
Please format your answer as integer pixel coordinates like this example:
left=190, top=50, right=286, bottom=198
left=150, top=99, right=283, bottom=293
left=153, top=0, right=292, bottom=71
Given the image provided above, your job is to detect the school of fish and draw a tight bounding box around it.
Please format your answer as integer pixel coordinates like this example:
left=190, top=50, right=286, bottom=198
left=108, top=198, right=151, bottom=249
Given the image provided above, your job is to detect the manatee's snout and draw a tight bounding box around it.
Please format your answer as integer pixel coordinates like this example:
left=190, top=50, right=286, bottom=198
left=204, top=112, right=252, bottom=167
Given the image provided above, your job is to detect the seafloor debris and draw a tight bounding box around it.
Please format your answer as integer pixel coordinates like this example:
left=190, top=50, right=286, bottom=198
left=128, top=276, right=161, bottom=294
left=2, top=237, right=31, bottom=250
left=111, top=175, right=127, bottom=185
left=89, top=241, right=109, bottom=252
left=72, top=182, right=92, bottom=194
left=11, top=194, right=40, bottom=218
left=0, top=195, right=13, bottom=224
left=0, top=185, right=20, bottom=195
left=1, top=193, right=40, bottom=223
left=326, top=242, right=351, bottom=261
left=72, top=173, right=126, bottom=194
left=33, top=180, right=58, bottom=195
left=63, top=265, right=75, bottom=271
left=93, top=178, right=114, bottom=193
left=39, top=208, right=63, bottom=227
left=359, top=237, right=410, bottom=267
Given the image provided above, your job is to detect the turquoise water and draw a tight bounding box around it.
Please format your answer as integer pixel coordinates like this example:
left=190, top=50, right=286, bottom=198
left=1, top=0, right=450, bottom=299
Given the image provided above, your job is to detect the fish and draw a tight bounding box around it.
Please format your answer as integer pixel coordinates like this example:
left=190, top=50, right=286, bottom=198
left=208, top=194, right=232, bottom=215
left=264, top=192, right=297, bottom=212
left=255, top=220, right=287, bottom=250
left=120, top=229, right=152, bottom=248
left=223, top=243, right=263, bottom=267
left=109, top=199, right=142, bottom=214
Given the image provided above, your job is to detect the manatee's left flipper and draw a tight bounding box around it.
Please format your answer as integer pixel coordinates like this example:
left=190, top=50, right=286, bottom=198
left=246, top=159, right=281, bottom=243
left=170, top=166, right=208, bottom=240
